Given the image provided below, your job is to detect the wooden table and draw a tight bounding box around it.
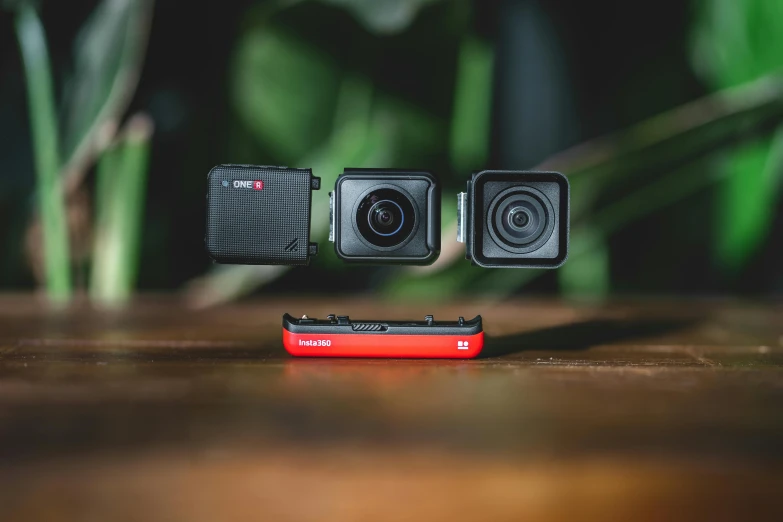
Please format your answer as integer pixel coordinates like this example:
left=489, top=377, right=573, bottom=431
left=0, top=295, right=781, bottom=521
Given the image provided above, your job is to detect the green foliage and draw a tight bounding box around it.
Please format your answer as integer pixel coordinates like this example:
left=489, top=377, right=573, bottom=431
left=61, top=0, right=154, bottom=186
left=231, top=25, right=341, bottom=161
left=693, top=0, right=783, bottom=272
left=11, top=0, right=154, bottom=304
left=450, top=36, right=493, bottom=173
left=14, top=3, right=71, bottom=302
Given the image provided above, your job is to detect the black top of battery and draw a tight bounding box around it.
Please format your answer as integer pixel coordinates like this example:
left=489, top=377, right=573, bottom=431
left=283, top=314, right=483, bottom=336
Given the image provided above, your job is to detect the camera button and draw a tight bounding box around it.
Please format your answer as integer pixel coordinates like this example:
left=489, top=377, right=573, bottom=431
left=337, top=315, right=350, bottom=325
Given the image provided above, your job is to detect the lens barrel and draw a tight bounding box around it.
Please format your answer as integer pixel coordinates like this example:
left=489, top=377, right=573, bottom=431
left=356, top=188, right=416, bottom=247
left=487, top=186, right=556, bottom=254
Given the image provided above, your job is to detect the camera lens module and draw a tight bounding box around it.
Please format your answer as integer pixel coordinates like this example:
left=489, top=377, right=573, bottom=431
left=458, top=170, right=569, bottom=268
left=487, top=186, right=556, bottom=254
left=332, top=169, right=439, bottom=264
left=356, top=188, right=416, bottom=248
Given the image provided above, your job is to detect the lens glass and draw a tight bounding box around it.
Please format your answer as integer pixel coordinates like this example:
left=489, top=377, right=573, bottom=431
left=488, top=188, right=554, bottom=251
left=509, top=207, right=530, bottom=230
left=356, top=188, right=416, bottom=247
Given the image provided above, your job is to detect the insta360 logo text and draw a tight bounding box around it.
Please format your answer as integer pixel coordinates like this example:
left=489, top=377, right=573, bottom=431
left=232, top=180, right=264, bottom=190
left=299, top=339, right=332, bottom=347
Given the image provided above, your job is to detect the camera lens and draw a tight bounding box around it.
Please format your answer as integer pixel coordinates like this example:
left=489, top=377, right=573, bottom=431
left=487, top=186, right=555, bottom=253
left=356, top=188, right=416, bottom=248
left=509, top=208, right=530, bottom=229
left=370, top=203, right=401, bottom=235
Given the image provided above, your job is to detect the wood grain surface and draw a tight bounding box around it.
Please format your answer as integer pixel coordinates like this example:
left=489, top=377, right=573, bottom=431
left=0, top=295, right=782, bottom=521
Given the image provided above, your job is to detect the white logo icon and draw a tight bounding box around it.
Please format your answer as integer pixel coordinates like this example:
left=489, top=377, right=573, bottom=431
left=457, top=340, right=469, bottom=350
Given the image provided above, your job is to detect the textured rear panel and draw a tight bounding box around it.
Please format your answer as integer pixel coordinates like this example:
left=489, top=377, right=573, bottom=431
left=206, top=165, right=314, bottom=265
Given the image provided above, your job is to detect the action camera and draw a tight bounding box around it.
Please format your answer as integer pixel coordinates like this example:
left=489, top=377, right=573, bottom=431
left=205, top=164, right=320, bottom=266
left=458, top=170, right=569, bottom=268
left=329, top=169, right=440, bottom=264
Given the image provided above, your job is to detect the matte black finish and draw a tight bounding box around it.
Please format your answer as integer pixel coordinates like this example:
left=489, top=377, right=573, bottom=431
left=465, top=170, right=569, bottom=268
left=283, top=314, right=482, bottom=336
left=333, top=169, right=441, bottom=265
left=205, top=165, right=319, bottom=266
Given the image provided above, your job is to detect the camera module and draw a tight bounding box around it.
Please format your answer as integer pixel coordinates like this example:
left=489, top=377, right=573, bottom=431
left=205, top=164, right=320, bottom=266
left=330, top=169, right=440, bottom=264
left=458, top=170, right=569, bottom=268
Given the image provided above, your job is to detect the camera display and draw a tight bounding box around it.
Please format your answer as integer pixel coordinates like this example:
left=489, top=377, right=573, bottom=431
left=458, top=170, right=569, bottom=268
left=330, top=169, right=440, bottom=264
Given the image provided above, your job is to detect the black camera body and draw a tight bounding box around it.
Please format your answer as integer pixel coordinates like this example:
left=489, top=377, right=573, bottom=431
left=205, top=164, right=320, bottom=266
left=330, top=169, right=440, bottom=265
left=459, top=170, right=569, bottom=268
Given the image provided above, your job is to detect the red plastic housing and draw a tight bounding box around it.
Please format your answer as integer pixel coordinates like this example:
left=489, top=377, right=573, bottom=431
left=283, top=330, right=484, bottom=359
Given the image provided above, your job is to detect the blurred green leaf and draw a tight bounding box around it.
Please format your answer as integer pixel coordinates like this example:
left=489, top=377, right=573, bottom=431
left=61, top=0, right=154, bottom=191
left=231, top=25, right=341, bottom=161
left=692, top=0, right=783, bottom=88
left=692, top=0, right=783, bottom=272
left=557, top=229, right=609, bottom=299
left=317, top=0, right=441, bottom=34
left=714, top=127, right=783, bottom=270
left=14, top=3, right=71, bottom=302
left=185, top=265, right=289, bottom=309
left=450, top=36, right=493, bottom=172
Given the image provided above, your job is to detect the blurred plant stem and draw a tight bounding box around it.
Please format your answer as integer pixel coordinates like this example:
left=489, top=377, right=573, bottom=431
left=450, top=35, right=493, bottom=172
left=14, top=3, right=72, bottom=303
left=61, top=0, right=155, bottom=195
left=90, top=115, right=152, bottom=306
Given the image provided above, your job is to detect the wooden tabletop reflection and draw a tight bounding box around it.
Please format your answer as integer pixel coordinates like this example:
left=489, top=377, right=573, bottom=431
left=1, top=295, right=781, bottom=521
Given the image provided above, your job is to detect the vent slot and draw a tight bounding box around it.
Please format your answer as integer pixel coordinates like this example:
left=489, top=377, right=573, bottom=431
left=351, top=323, right=387, bottom=332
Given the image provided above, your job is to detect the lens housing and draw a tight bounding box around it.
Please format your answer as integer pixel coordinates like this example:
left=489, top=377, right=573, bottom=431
left=487, top=186, right=555, bottom=254
left=462, top=170, right=569, bottom=268
left=356, top=188, right=416, bottom=248
left=333, top=170, right=439, bottom=265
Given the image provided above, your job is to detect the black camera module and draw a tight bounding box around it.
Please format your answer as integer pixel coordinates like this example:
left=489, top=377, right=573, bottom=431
left=331, top=169, right=440, bottom=264
left=205, top=164, right=320, bottom=266
left=458, top=170, right=569, bottom=268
